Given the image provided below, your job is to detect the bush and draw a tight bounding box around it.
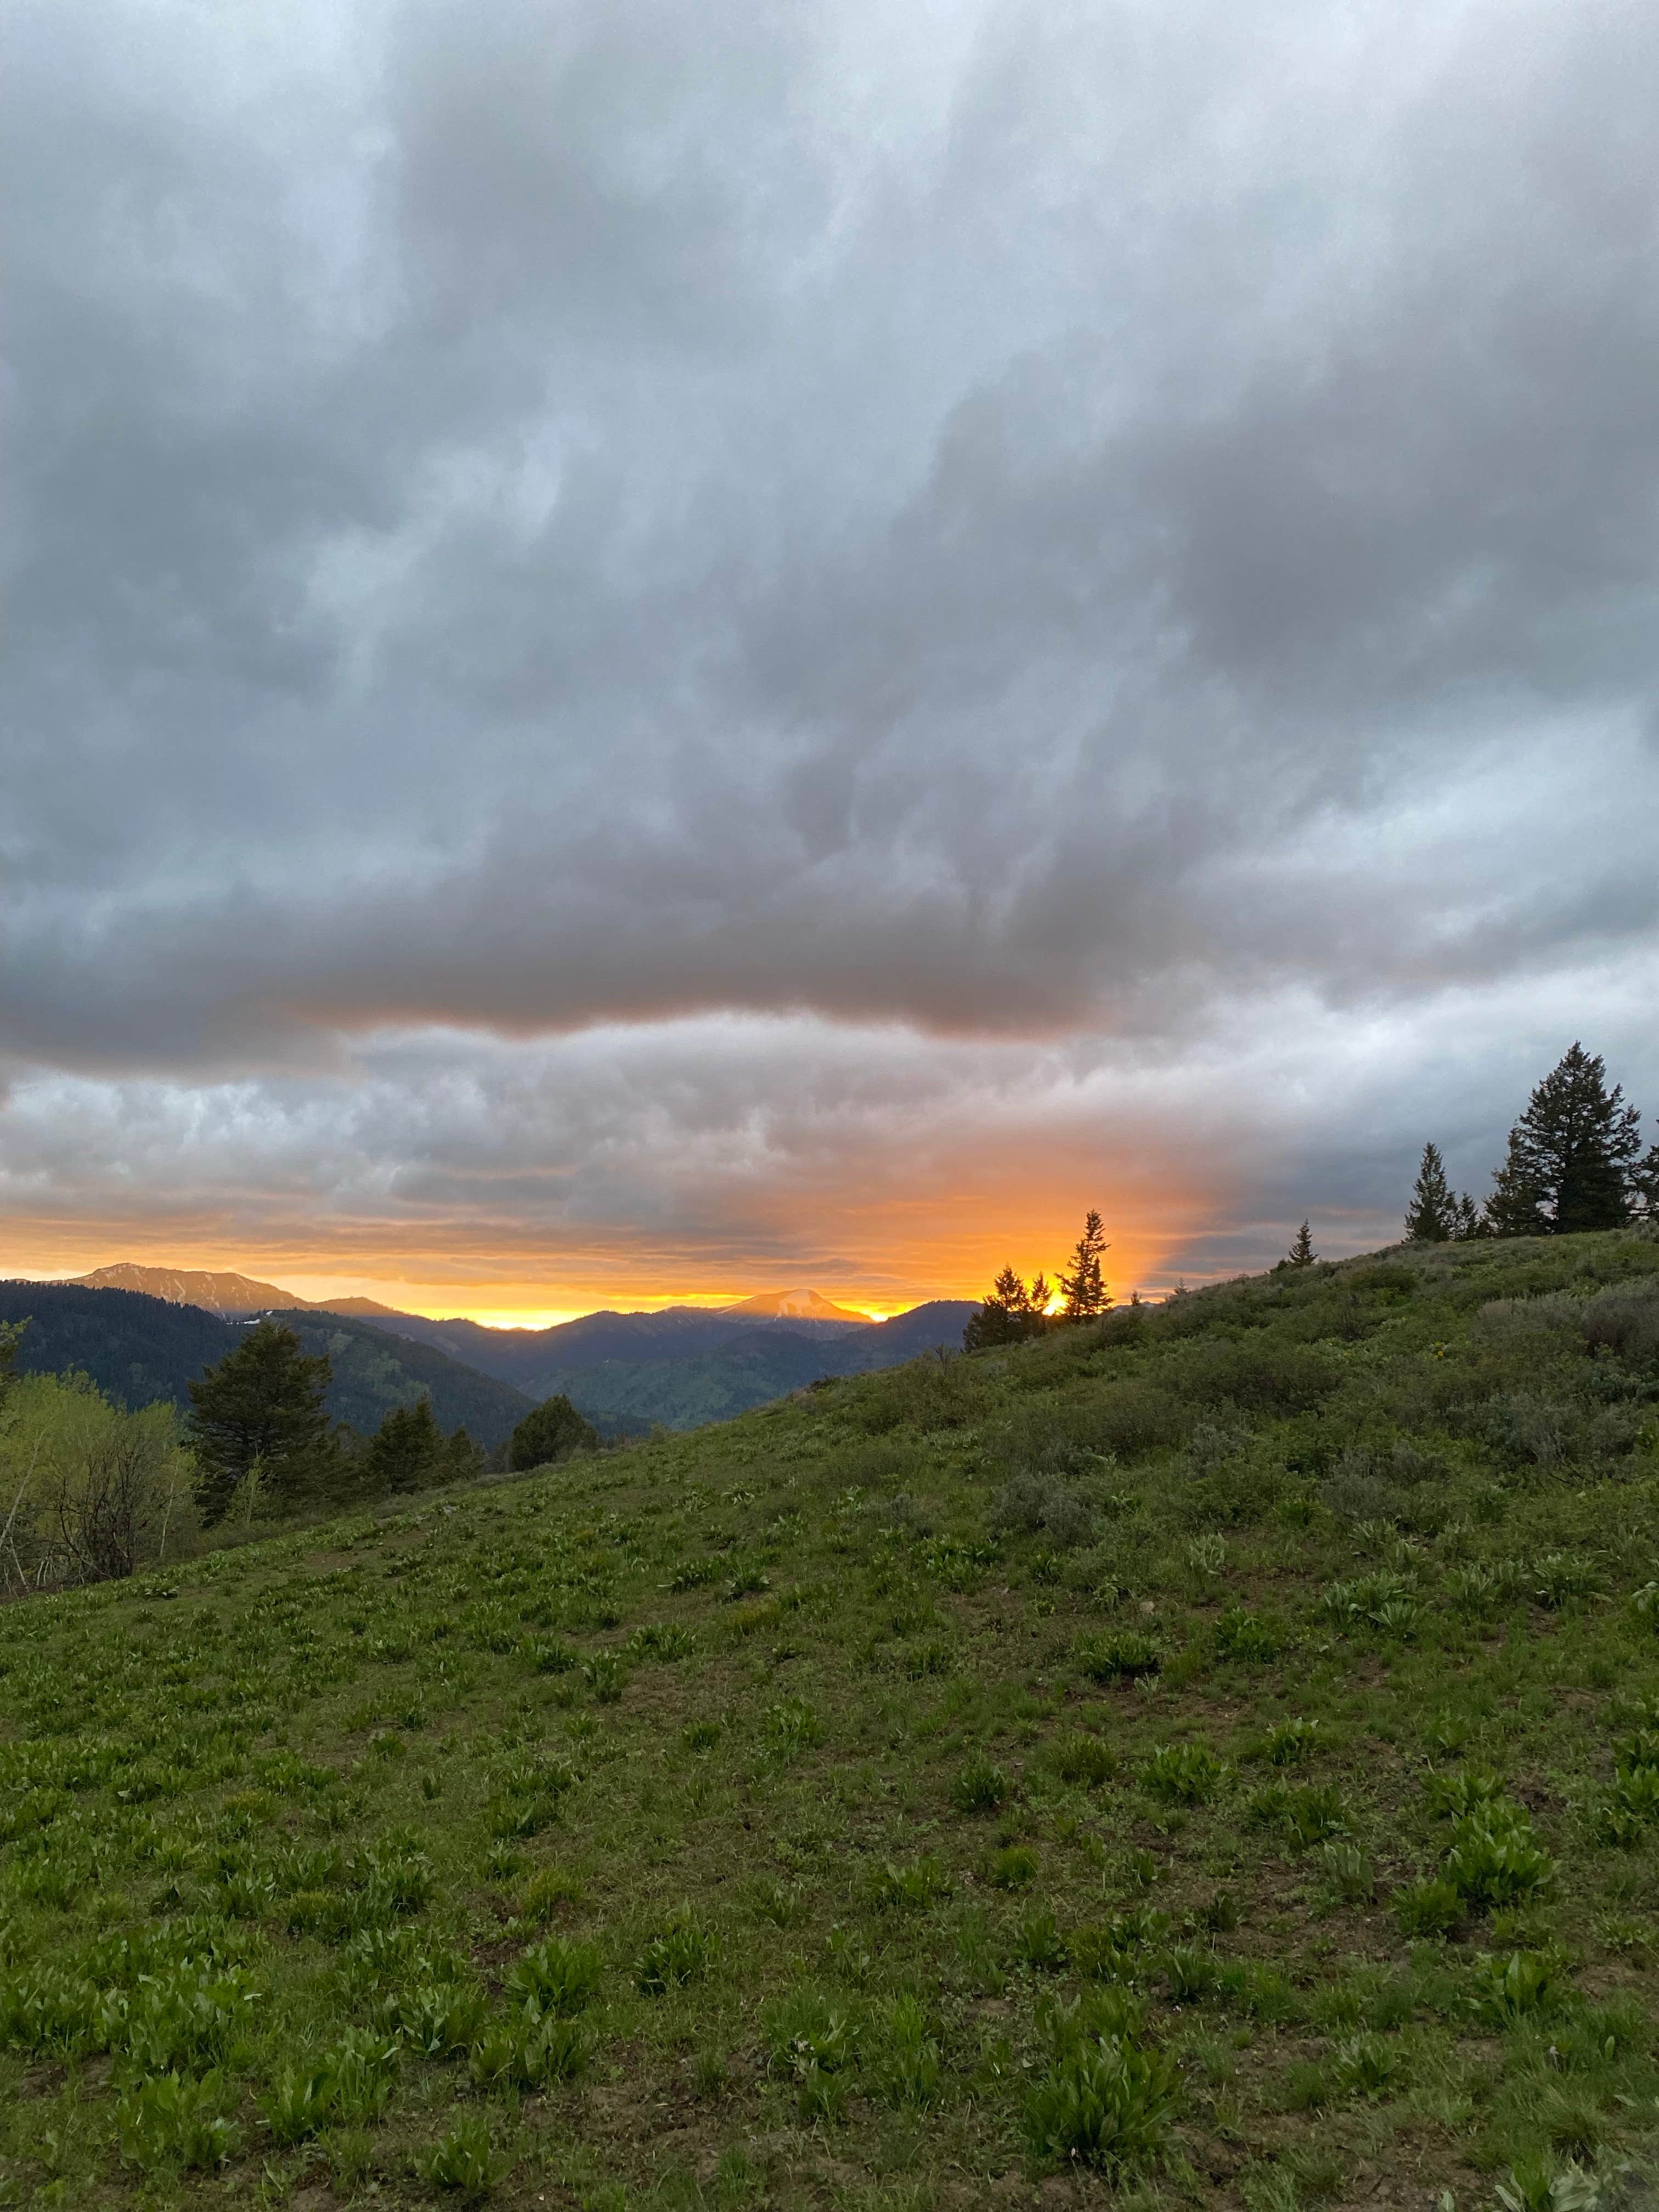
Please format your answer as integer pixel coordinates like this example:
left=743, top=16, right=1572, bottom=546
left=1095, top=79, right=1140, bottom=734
left=990, top=1472, right=1097, bottom=1550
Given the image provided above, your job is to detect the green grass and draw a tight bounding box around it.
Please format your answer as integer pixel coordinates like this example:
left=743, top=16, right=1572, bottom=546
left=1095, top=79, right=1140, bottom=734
left=4, top=1228, right=1659, bottom=2205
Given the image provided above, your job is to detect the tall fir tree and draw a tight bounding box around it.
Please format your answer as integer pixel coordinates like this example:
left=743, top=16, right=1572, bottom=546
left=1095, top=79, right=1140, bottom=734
left=1404, top=1143, right=1454, bottom=1241
left=1058, top=1209, right=1111, bottom=1318
left=1485, top=1043, right=1643, bottom=1235
left=1286, top=1221, right=1316, bottom=1267
left=187, top=1321, right=332, bottom=1523
left=365, top=1396, right=445, bottom=1496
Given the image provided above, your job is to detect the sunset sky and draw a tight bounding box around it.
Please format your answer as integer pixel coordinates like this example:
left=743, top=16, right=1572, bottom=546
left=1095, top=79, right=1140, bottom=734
left=4, top=0, right=1658, bottom=1323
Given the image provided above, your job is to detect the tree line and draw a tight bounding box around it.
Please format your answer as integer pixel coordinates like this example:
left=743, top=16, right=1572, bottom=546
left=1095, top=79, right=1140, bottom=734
left=1406, top=1043, right=1659, bottom=1243
left=963, top=1208, right=1116, bottom=1348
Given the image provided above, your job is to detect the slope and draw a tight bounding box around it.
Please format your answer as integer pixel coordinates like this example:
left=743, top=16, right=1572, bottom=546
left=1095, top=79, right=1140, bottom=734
left=4, top=1229, right=1659, bottom=2209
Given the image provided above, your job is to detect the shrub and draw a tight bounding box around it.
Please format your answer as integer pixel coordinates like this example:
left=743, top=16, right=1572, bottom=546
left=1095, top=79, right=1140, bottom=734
left=1023, top=2034, right=1181, bottom=2171
left=950, top=1753, right=1009, bottom=1815
left=990, top=1473, right=1096, bottom=1550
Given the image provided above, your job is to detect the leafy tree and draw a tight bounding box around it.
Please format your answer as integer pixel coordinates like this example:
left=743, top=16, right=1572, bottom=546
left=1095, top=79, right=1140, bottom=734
left=963, top=1266, right=1048, bottom=1351
left=1285, top=1221, right=1316, bottom=1267
left=187, top=1321, right=332, bottom=1524
left=365, top=1397, right=445, bottom=1496
left=508, top=1395, right=598, bottom=1472
left=1486, top=1043, right=1644, bottom=1235
left=1404, top=1144, right=1454, bottom=1242
left=1058, top=1210, right=1111, bottom=1318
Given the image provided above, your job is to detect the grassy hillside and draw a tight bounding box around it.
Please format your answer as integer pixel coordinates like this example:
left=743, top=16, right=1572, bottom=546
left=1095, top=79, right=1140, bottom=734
left=4, top=1232, right=1659, bottom=2210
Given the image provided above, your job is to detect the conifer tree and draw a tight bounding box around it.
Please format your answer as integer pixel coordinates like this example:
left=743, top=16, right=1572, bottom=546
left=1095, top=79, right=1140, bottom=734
left=963, top=1266, right=1037, bottom=1350
left=1634, top=1137, right=1659, bottom=1223
left=1286, top=1221, right=1316, bottom=1267
left=365, top=1396, right=445, bottom=1496
left=1058, top=1209, right=1111, bottom=1318
left=1404, top=1143, right=1454, bottom=1242
left=187, top=1321, right=332, bottom=1523
left=1449, top=1191, right=1487, bottom=1241
left=1485, top=1043, right=1643, bottom=1235
left=508, top=1394, right=598, bottom=1472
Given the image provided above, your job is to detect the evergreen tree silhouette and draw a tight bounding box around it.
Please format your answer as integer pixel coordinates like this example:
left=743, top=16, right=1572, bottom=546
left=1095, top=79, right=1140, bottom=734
left=1058, top=1209, right=1111, bottom=1318
left=1286, top=1220, right=1316, bottom=1267
left=1404, top=1143, right=1454, bottom=1242
left=1486, top=1043, right=1643, bottom=1235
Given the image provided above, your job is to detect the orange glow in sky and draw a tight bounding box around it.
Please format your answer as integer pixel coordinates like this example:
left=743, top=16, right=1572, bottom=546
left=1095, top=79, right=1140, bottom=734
left=0, top=1158, right=1223, bottom=1323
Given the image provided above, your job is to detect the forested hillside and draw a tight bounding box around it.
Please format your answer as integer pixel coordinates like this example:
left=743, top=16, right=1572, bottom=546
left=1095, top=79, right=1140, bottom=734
left=0, top=1285, right=533, bottom=1450
left=4, top=1230, right=1659, bottom=2205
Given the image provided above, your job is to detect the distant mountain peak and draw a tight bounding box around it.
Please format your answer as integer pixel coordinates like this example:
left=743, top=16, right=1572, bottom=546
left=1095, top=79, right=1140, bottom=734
left=74, top=1263, right=314, bottom=1316
left=719, top=1288, right=870, bottom=1323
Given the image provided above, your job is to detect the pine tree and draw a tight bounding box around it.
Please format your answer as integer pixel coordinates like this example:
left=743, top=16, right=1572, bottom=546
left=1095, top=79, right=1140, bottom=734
left=365, top=1397, right=445, bottom=1496
left=1449, top=1192, right=1487, bottom=1241
left=508, top=1395, right=599, bottom=1472
left=1485, top=1043, right=1643, bottom=1236
left=1286, top=1221, right=1316, bottom=1267
left=962, top=1267, right=1037, bottom=1351
left=1634, top=1137, right=1659, bottom=1223
left=187, top=1321, right=332, bottom=1524
left=1058, top=1209, right=1111, bottom=1318
left=1404, top=1143, right=1454, bottom=1242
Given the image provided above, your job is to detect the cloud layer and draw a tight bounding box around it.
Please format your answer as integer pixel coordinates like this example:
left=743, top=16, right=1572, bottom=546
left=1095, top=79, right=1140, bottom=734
left=3, top=0, right=1656, bottom=1306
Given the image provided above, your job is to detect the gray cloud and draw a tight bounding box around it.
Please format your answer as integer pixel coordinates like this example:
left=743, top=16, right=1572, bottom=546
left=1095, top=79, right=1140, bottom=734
left=2, top=0, right=1657, bottom=1290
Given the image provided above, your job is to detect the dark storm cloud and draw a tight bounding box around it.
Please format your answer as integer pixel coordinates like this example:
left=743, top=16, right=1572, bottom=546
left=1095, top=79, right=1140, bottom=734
left=3, top=0, right=1658, bottom=1288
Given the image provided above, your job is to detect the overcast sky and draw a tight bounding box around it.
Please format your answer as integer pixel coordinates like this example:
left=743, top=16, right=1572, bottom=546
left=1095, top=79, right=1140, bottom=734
left=3, top=0, right=1656, bottom=1316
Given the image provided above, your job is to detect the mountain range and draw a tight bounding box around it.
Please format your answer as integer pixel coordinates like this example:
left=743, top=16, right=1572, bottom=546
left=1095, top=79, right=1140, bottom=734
left=11, top=1265, right=979, bottom=1436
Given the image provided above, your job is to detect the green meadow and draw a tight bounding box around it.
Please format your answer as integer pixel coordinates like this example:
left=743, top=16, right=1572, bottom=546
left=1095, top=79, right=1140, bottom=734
left=4, top=1231, right=1659, bottom=2210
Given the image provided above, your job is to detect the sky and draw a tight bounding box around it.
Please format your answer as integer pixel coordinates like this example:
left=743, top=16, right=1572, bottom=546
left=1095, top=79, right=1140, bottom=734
left=3, top=0, right=1657, bottom=1322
